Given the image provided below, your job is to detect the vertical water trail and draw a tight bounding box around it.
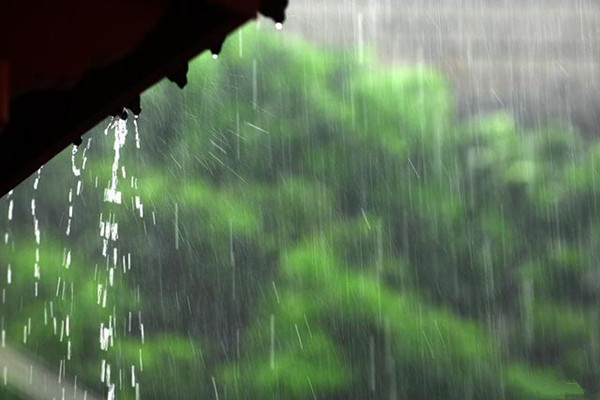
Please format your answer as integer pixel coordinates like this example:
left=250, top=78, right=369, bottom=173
left=31, top=168, right=43, bottom=300
left=67, top=138, right=91, bottom=235
left=62, top=136, right=93, bottom=385
left=104, top=118, right=128, bottom=205
left=99, top=117, right=124, bottom=397
left=98, top=116, right=145, bottom=398
left=2, top=190, right=13, bottom=351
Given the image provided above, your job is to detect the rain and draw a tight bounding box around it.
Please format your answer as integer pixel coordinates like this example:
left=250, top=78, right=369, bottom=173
left=2, top=0, right=600, bottom=399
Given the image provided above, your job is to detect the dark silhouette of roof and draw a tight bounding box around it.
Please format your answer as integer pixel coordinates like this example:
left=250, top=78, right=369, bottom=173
left=0, top=0, right=288, bottom=197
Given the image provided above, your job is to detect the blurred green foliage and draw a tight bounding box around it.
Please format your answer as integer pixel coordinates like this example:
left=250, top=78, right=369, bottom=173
left=1, top=23, right=599, bottom=399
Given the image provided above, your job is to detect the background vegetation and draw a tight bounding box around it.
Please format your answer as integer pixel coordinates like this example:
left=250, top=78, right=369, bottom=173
left=1, top=23, right=598, bottom=399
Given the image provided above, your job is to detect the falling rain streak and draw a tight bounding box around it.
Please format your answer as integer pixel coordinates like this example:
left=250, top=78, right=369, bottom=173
left=96, top=116, right=146, bottom=398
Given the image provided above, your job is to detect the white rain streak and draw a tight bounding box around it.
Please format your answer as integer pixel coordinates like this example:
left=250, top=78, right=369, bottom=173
left=65, top=138, right=92, bottom=236
left=133, top=116, right=141, bottom=149
left=211, top=376, right=220, bottom=400
left=294, top=323, right=304, bottom=350
left=66, top=188, right=73, bottom=235
left=134, top=195, right=144, bottom=218
left=31, top=168, right=43, bottom=286
left=63, top=249, right=71, bottom=269
left=104, top=118, right=128, bottom=204
left=71, top=145, right=82, bottom=177
left=7, top=198, right=12, bottom=221
left=138, top=349, right=143, bottom=372
left=4, top=188, right=13, bottom=269
left=99, top=320, right=113, bottom=351
left=96, top=117, right=146, bottom=398
left=48, top=138, right=94, bottom=385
